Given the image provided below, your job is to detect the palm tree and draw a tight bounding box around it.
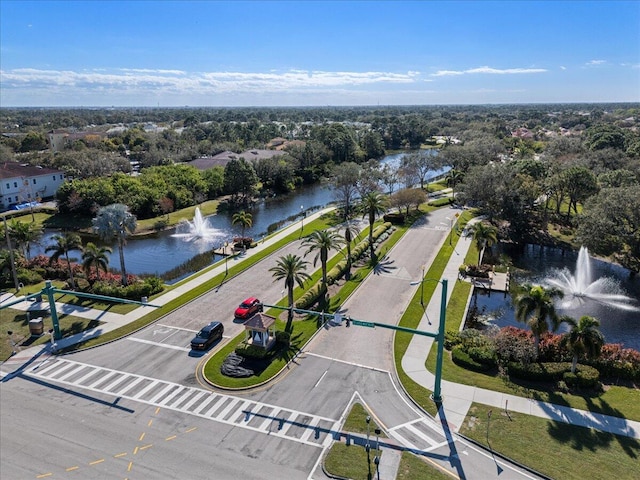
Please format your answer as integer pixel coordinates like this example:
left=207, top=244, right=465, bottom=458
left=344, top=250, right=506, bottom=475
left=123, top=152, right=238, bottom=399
left=82, top=242, right=112, bottom=282
left=359, top=191, right=388, bottom=262
left=302, top=229, right=344, bottom=290
left=7, top=219, right=42, bottom=260
left=514, top=284, right=564, bottom=357
left=92, top=203, right=137, bottom=286
left=445, top=169, right=463, bottom=200
left=232, top=210, right=253, bottom=239
left=269, top=254, right=311, bottom=332
left=342, top=220, right=360, bottom=280
left=466, top=221, right=498, bottom=265
left=562, top=315, right=605, bottom=374
left=45, top=232, right=83, bottom=289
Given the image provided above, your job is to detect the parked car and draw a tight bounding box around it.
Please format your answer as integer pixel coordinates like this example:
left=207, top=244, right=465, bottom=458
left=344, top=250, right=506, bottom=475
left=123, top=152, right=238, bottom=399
left=234, top=297, right=262, bottom=320
left=190, top=321, right=224, bottom=350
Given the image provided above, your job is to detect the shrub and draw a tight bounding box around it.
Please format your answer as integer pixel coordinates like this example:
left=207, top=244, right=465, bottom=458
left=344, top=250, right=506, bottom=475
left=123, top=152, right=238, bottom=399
left=383, top=212, right=405, bottom=224
left=452, top=345, right=492, bottom=372
left=295, top=283, right=327, bottom=310
left=507, top=361, right=572, bottom=382
left=235, top=343, right=268, bottom=359
left=445, top=330, right=462, bottom=350
left=563, top=365, right=600, bottom=388
left=586, top=343, right=640, bottom=381
left=17, top=268, right=43, bottom=286
left=467, top=345, right=497, bottom=367
left=495, top=327, right=536, bottom=365
left=275, top=330, right=291, bottom=346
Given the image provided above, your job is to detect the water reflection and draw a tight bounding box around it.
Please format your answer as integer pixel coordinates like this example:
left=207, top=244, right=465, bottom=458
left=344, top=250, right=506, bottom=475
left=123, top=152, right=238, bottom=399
left=474, top=244, right=640, bottom=351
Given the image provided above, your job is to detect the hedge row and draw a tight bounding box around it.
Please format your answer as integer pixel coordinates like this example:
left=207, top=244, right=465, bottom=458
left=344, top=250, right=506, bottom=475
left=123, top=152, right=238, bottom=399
left=507, top=361, right=600, bottom=387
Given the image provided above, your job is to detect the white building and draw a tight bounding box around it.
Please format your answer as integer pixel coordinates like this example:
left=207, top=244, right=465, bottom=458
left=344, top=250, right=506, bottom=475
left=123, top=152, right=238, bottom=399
left=0, top=162, right=65, bottom=211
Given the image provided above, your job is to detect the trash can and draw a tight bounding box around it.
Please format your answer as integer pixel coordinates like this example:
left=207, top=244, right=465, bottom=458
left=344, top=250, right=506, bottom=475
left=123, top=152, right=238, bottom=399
left=29, top=317, right=44, bottom=336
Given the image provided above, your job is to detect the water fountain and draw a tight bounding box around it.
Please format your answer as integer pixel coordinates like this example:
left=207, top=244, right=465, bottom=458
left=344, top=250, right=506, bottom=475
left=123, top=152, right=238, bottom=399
left=171, top=207, right=225, bottom=242
left=544, top=246, right=639, bottom=312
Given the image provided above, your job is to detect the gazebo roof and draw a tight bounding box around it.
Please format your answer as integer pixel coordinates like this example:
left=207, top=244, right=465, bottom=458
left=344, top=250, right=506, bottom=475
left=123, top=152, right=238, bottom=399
left=243, top=313, right=276, bottom=331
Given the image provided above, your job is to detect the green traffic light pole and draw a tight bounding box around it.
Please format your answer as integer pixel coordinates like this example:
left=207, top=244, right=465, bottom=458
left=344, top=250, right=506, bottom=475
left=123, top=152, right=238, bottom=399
left=261, top=278, right=448, bottom=405
left=0, top=280, right=160, bottom=340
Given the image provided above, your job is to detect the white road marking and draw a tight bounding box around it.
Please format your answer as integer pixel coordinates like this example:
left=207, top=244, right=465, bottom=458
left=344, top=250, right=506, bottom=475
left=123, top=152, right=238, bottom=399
left=126, top=336, right=191, bottom=352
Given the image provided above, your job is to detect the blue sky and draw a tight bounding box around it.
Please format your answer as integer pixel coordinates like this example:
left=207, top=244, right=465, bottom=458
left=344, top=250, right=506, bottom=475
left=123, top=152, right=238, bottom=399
left=1, top=1, right=639, bottom=107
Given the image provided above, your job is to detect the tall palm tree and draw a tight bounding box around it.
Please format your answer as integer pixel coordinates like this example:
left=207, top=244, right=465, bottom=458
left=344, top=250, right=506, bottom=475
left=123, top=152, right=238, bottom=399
left=562, top=315, right=605, bottom=374
left=445, top=168, right=463, bottom=200
left=232, top=210, right=253, bottom=239
left=7, top=219, right=42, bottom=260
left=92, top=203, right=137, bottom=286
left=302, top=229, right=344, bottom=290
left=466, top=221, right=498, bottom=265
left=82, top=242, right=112, bottom=282
left=514, top=284, right=564, bottom=357
left=269, top=254, right=311, bottom=332
left=359, top=191, right=388, bottom=262
left=342, top=220, right=360, bottom=280
left=45, top=232, right=83, bottom=289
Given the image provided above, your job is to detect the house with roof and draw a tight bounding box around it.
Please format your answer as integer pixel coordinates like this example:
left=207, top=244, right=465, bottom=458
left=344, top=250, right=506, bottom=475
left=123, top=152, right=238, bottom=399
left=0, top=162, right=65, bottom=211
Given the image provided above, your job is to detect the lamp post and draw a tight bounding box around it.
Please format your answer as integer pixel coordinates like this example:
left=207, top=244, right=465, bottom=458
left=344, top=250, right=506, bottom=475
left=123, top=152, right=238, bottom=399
left=408, top=277, right=448, bottom=404
left=299, top=205, right=304, bottom=238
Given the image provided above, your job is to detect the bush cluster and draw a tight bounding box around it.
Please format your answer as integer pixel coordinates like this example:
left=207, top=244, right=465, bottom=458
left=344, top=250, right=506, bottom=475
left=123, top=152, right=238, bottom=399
left=91, top=276, right=164, bottom=301
left=235, top=343, right=268, bottom=359
left=453, top=326, right=639, bottom=384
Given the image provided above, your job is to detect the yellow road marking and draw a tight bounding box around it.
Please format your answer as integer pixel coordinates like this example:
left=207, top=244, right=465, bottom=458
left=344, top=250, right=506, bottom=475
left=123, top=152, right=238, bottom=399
left=114, top=452, right=127, bottom=458
left=89, top=458, right=105, bottom=465
left=139, top=444, right=153, bottom=450
left=185, top=427, right=197, bottom=433
left=165, top=435, right=177, bottom=441
left=36, top=474, right=52, bottom=478
left=66, top=466, right=79, bottom=471
left=147, top=419, right=153, bottom=427
left=133, top=446, right=139, bottom=455
left=127, top=461, right=133, bottom=472
left=138, top=432, right=146, bottom=442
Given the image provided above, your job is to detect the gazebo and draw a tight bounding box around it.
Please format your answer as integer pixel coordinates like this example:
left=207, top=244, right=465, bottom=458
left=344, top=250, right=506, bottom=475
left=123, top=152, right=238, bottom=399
left=243, top=313, right=277, bottom=350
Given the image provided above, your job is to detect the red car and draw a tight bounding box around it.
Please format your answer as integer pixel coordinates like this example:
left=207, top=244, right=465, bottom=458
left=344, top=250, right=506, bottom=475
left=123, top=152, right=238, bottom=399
left=234, top=297, right=263, bottom=320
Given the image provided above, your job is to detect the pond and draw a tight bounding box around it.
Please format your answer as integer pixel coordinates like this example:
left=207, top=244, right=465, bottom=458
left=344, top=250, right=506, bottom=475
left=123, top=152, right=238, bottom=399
left=473, top=244, right=640, bottom=351
left=26, top=151, right=449, bottom=276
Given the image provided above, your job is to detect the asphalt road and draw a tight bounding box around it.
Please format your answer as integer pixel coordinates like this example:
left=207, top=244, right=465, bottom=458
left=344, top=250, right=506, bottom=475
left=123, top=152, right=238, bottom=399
left=0, top=208, right=543, bottom=479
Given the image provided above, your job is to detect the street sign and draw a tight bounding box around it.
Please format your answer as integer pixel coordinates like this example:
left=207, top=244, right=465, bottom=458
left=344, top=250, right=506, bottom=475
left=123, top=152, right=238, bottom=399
left=351, top=320, right=375, bottom=328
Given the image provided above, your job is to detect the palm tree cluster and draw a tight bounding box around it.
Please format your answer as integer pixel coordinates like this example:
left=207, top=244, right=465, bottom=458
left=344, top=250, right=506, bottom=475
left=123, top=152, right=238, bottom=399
left=270, top=190, right=388, bottom=332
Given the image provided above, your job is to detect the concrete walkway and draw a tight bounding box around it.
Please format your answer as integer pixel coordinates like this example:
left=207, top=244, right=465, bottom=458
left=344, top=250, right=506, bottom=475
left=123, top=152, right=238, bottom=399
left=3, top=206, right=639, bottom=447
left=402, top=222, right=640, bottom=440
left=1, top=208, right=330, bottom=360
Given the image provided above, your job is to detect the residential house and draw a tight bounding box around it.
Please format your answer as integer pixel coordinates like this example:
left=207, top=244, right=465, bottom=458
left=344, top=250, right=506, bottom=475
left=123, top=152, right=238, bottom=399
left=0, top=162, right=65, bottom=211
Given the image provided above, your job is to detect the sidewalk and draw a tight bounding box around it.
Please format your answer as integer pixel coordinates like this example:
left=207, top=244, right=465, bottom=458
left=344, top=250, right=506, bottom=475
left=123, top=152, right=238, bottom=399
left=401, top=223, right=640, bottom=440
left=1, top=208, right=331, bottom=363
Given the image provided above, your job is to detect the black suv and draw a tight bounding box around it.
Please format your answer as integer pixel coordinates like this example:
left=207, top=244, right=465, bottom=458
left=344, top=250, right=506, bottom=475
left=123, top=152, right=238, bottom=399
left=190, top=322, right=224, bottom=350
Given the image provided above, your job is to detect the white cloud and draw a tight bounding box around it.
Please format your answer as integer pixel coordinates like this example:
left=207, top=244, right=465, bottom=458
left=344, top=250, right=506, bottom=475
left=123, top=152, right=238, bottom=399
left=432, top=66, right=547, bottom=77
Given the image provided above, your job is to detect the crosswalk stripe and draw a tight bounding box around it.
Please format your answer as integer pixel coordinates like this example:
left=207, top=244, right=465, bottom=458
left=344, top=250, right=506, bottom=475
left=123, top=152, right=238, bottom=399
left=56, top=365, right=86, bottom=382
left=159, top=386, right=185, bottom=406
left=87, top=370, right=118, bottom=389
left=181, top=391, right=206, bottom=412
left=26, top=358, right=337, bottom=449
left=149, top=384, right=176, bottom=404
left=115, top=376, right=145, bottom=396
left=133, top=380, right=160, bottom=399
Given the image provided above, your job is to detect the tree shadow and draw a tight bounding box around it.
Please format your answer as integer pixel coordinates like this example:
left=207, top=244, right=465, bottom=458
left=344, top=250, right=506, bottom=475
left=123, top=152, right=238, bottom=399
left=372, top=257, right=397, bottom=276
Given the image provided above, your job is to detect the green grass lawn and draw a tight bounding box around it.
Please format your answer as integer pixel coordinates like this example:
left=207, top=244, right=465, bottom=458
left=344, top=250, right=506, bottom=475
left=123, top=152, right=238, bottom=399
left=459, top=403, right=640, bottom=480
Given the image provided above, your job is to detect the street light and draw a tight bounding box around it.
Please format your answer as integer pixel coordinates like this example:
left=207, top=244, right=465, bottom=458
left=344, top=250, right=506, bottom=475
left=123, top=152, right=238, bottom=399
left=408, top=276, right=448, bottom=404
left=299, top=205, right=304, bottom=238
